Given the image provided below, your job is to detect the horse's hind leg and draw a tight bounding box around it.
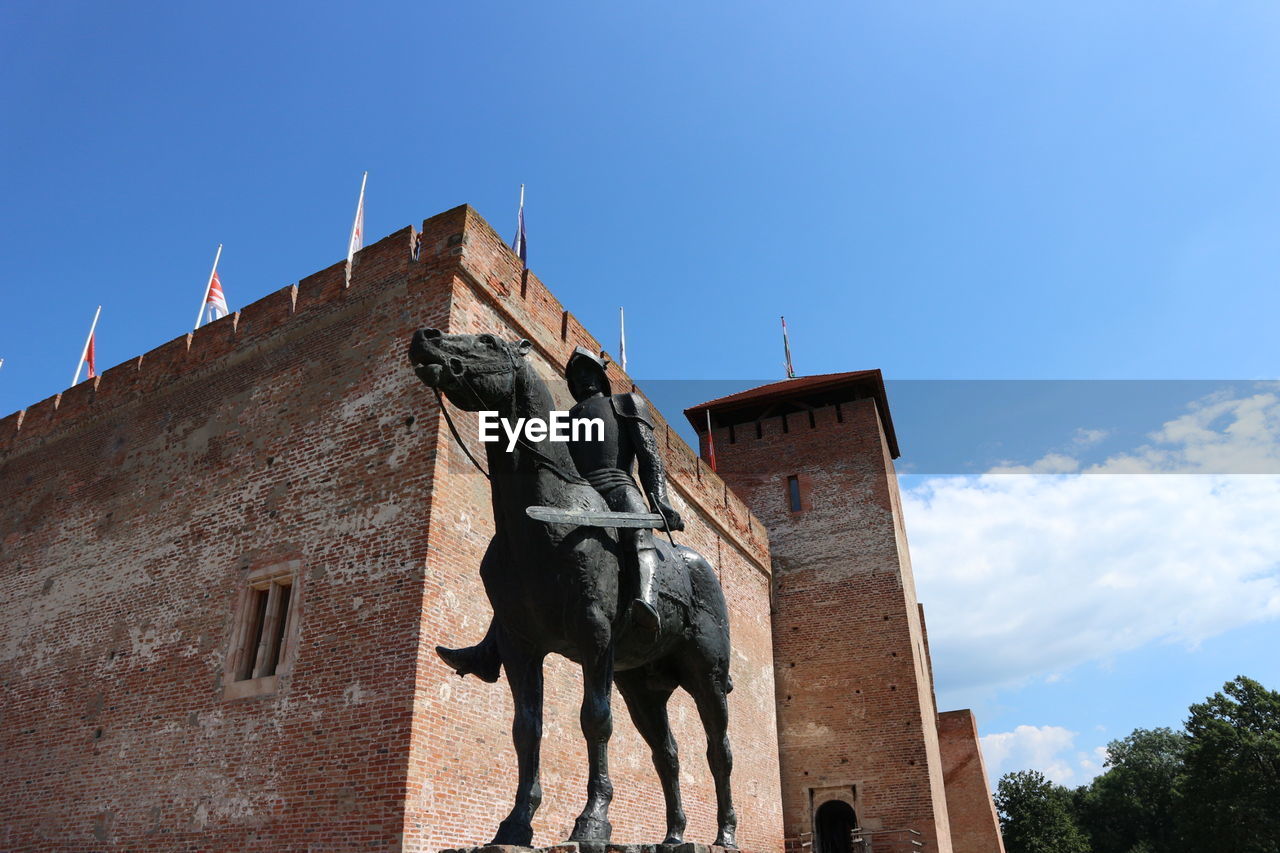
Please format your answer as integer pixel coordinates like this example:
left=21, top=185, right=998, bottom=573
left=570, top=645, right=616, bottom=842
left=686, top=672, right=738, bottom=848
left=616, top=669, right=685, bottom=844
left=492, top=646, right=545, bottom=846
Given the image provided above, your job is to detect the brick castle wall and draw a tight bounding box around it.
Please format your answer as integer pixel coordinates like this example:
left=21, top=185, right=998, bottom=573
left=704, top=398, right=955, bottom=853
left=938, top=711, right=1005, bottom=853
left=0, top=205, right=784, bottom=852
left=0, top=224, right=436, bottom=851
left=401, top=208, right=783, bottom=851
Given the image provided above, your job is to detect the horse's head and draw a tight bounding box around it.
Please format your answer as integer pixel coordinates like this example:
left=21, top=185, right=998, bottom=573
left=409, top=329, right=534, bottom=412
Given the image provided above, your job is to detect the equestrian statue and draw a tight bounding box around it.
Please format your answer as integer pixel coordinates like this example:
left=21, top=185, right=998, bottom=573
left=408, top=329, right=737, bottom=849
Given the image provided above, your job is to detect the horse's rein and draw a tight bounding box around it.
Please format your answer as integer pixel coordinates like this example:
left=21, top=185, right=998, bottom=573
left=434, top=351, right=681, bottom=552
left=434, top=347, right=589, bottom=487
left=434, top=386, right=492, bottom=481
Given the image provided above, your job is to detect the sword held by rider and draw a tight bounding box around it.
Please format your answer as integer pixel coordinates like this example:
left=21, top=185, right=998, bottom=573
left=435, top=346, right=685, bottom=683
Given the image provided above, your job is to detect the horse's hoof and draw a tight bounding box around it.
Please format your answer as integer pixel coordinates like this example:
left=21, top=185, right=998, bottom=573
left=662, top=833, right=684, bottom=845
left=492, top=818, right=533, bottom=846
left=714, top=828, right=738, bottom=849
left=568, top=816, right=612, bottom=842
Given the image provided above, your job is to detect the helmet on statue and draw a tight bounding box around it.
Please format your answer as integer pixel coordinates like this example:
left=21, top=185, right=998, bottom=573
left=566, top=346, right=612, bottom=399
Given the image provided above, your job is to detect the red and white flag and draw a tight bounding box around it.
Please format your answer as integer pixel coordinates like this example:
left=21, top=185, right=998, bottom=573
left=204, top=270, right=228, bottom=323
left=194, top=244, right=224, bottom=331
left=73, top=305, right=101, bottom=386
left=346, top=171, right=367, bottom=285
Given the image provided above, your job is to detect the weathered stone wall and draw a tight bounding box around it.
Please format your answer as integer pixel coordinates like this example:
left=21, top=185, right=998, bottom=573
left=0, top=223, right=438, bottom=850
left=939, top=711, right=1005, bottom=853
left=705, top=399, right=955, bottom=853
left=0, top=205, right=784, bottom=852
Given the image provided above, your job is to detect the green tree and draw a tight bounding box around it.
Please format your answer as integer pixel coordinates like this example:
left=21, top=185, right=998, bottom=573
left=1178, top=676, right=1280, bottom=853
left=1074, top=727, right=1186, bottom=853
left=995, top=769, right=1090, bottom=853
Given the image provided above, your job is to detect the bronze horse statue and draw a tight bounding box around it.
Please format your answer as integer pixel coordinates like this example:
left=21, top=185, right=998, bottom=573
left=409, top=329, right=737, bottom=848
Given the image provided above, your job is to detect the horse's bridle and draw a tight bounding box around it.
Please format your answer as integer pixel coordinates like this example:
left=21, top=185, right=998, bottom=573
left=433, top=340, right=680, bottom=548
left=434, top=343, right=588, bottom=486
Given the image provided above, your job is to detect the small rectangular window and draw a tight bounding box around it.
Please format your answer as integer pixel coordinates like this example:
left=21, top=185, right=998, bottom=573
left=788, top=475, right=803, bottom=512
left=237, top=587, right=271, bottom=681
left=224, top=560, right=301, bottom=700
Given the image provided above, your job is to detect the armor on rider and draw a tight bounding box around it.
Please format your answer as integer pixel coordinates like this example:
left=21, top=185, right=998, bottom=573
left=564, top=347, right=683, bottom=635
left=435, top=346, right=684, bottom=682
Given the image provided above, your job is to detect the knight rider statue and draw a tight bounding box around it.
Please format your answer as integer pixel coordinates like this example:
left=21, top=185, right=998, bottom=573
left=436, top=346, right=685, bottom=682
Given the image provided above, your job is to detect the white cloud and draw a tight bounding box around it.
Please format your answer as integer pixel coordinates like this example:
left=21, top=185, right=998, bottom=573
left=993, top=385, right=1280, bottom=475
left=1072, top=428, right=1109, bottom=448
left=988, top=452, right=1080, bottom=474
left=1077, top=745, right=1109, bottom=779
left=904, top=388, right=1280, bottom=695
left=981, top=727, right=1111, bottom=786
left=981, top=725, right=1080, bottom=785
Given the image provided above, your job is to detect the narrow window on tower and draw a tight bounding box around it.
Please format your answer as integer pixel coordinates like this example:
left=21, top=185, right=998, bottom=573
left=224, top=560, right=302, bottom=700
left=236, top=586, right=271, bottom=681
left=788, top=475, right=803, bottom=513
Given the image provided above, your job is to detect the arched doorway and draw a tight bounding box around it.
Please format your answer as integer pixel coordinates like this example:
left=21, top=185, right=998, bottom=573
left=814, top=800, right=858, bottom=853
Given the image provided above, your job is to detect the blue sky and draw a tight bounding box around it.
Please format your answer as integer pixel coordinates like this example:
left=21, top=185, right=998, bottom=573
left=3, top=1, right=1279, bottom=788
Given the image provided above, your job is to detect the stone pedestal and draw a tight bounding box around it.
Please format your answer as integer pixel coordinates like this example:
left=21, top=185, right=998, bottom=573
left=443, top=843, right=741, bottom=853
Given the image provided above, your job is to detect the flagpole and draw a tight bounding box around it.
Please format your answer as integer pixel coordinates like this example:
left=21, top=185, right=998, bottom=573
left=782, top=315, right=796, bottom=379
left=705, top=408, right=717, bottom=472
left=73, top=305, right=102, bottom=386
left=346, top=171, right=367, bottom=286
left=194, top=244, right=223, bottom=331
left=512, top=183, right=527, bottom=266
left=619, top=305, right=625, bottom=370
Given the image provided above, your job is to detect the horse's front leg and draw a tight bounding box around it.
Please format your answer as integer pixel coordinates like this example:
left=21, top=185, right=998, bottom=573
left=492, top=643, right=545, bottom=846
left=570, top=637, right=616, bottom=842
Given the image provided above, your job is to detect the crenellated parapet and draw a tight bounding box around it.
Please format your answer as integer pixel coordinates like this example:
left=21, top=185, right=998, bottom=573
left=0, top=220, right=421, bottom=455
left=0, top=203, right=768, bottom=572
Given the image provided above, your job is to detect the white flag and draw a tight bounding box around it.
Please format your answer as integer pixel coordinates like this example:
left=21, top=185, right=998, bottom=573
left=619, top=307, right=627, bottom=372
left=512, top=184, right=527, bottom=267
left=346, top=171, right=367, bottom=285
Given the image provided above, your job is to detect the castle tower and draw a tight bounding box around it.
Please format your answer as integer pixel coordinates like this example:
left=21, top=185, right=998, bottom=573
left=687, top=372, right=959, bottom=853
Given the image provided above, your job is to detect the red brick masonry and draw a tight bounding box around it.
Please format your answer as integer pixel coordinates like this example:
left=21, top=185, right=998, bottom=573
left=0, top=206, right=781, bottom=851
left=690, top=371, right=1004, bottom=853
left=939, top=711, right=1005, bottom=853
left=0, top=204, right=1002, bottom=853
